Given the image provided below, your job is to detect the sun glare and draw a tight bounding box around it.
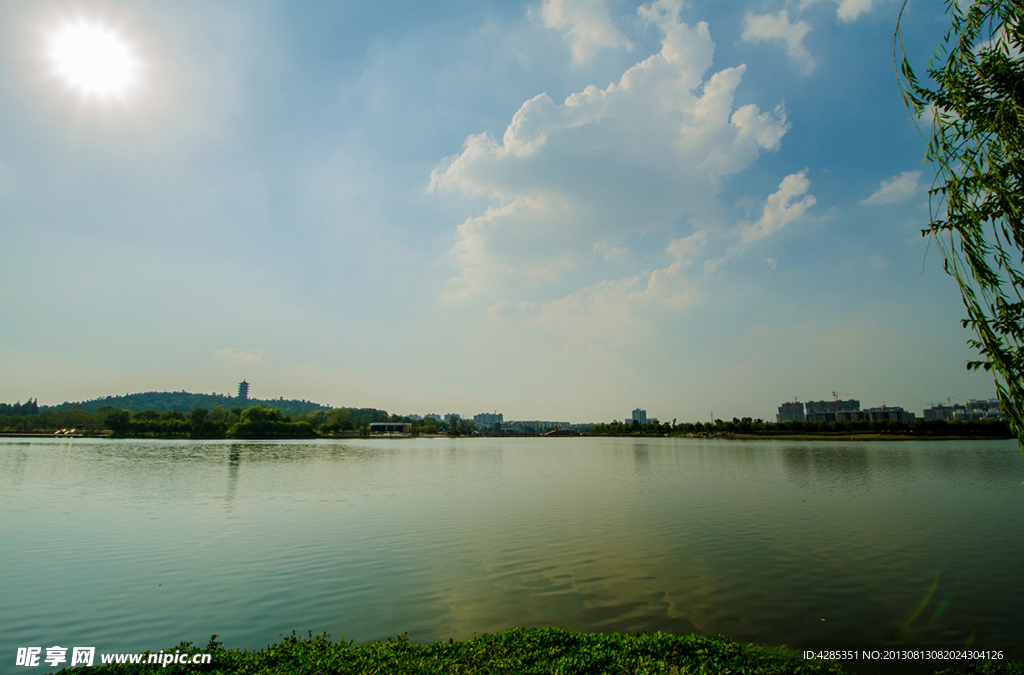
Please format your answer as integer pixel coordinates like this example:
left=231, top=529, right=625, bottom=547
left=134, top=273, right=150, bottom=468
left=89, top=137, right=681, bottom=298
left=47, top=21, right=139, bottom=99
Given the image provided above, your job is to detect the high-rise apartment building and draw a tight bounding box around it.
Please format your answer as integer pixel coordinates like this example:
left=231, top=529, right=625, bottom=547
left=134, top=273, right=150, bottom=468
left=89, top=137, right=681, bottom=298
left=776, top=401, right=805, bottom=422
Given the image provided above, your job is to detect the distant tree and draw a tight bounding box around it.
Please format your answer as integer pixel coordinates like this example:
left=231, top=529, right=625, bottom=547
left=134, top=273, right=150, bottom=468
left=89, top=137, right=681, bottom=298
left=305, top=410, right=328, bottom=429
left=106, top=409, right=131, bottom=435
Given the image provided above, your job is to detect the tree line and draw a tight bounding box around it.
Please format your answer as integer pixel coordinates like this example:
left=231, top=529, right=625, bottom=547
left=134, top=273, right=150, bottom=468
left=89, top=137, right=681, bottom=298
left=0, top=402, right=440, bottom=438
left=0, top=399, right=39, bottom=417
left=592, top=417, right=1012, bottom=438
left=3, top=401, right=1010, bottom=439
left=42, top=391, right=330, bottom=416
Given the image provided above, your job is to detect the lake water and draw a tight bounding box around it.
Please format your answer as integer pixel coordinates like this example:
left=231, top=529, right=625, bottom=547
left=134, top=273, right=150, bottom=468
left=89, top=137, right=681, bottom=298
left=2, top=436, right=1022, bottom=674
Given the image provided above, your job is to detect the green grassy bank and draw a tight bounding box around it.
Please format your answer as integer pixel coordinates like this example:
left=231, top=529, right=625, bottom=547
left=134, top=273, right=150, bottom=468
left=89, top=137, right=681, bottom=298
left=55, top=627, right=1021, bottom=675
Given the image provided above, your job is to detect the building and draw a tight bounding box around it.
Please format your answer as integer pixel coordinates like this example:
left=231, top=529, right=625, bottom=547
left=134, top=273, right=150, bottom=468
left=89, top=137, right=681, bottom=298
left=631, top=408, right=647, bottom=425
left=863, top=405, right=916, bottom=422
left=776, top=401, right=805, bottom=423
left=958, top=398, right=1005, bottom=421
left=923, top=399, right=1004, bottom=421
left=923, top=404, right=962, bottom=420
left=473, top=412, right=503, bottom=425
left=237, top=380, right=249, bottom=401
left=805, top=399, right=860, bottom=423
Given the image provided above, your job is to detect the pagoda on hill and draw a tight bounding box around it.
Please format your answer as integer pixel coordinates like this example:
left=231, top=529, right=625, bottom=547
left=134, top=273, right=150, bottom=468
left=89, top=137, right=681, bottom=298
left=237, top=380, right=249, bottom=401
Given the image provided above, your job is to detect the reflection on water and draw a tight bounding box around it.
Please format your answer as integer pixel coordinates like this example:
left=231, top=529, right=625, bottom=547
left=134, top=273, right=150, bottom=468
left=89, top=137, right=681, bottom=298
left=1, top=436, right=1022, bottom=675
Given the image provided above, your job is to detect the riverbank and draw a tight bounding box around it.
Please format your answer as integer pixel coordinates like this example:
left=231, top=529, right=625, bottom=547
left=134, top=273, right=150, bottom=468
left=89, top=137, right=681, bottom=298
left=57, top=628, right=1020, bottom=675
left=677, top=432, right=1016, bottom=441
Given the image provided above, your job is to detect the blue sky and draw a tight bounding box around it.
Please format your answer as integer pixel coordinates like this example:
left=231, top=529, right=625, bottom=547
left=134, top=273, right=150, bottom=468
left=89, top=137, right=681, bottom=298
left=0, top=0, right=1001, bottom=421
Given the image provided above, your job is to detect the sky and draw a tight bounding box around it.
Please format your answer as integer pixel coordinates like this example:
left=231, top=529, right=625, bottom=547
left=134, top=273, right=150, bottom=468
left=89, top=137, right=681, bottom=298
left=0, top=0, right=1004, bottom=422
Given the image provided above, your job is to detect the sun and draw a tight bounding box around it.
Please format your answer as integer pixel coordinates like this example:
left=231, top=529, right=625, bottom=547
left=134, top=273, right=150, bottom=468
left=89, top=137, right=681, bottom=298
left=47, top=21, right=140, bottom=99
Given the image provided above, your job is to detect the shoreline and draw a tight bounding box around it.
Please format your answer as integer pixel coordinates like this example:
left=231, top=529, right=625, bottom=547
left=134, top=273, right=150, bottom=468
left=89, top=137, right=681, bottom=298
left=1, top=431, right=1015, bottom=441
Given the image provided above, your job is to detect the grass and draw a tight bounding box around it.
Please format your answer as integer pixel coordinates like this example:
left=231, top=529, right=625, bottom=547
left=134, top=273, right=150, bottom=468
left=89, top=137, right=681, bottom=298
left=52, top=627, right=1023, bottom=675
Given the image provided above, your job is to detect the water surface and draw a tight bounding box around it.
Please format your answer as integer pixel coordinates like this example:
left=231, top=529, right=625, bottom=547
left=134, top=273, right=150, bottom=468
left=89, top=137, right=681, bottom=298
left=2, top=436, right=1022, bottom=673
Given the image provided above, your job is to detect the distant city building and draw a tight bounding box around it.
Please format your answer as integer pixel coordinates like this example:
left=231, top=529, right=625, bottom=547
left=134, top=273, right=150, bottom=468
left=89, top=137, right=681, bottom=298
left=805, top=399, right=860, bottom=423
left=958, top=398, right=1005, bottom=421
left=863, top=405, right=916, bottom=422
left=631, top=408, right=647, bottom=425
left=424, top=413, right=443, bottom=421
left=776, top=401, right=805, bottom=423
left=923, top=404, right=962, bottom=421
left=443, top=414, right=461, bottom=424
left=237, top=380, right=249, bottom=401
left=923, top=398, right=1003, bottom=421
left=474, top=412, right=503, bottom=425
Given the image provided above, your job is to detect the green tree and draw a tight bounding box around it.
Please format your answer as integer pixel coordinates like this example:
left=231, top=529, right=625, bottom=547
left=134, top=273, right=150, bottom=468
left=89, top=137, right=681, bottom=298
left=896, top=0, right=1024, bottom=447
left=189, top=408, right=210, bottom=436
left=106, top=409, right=131, bottom=435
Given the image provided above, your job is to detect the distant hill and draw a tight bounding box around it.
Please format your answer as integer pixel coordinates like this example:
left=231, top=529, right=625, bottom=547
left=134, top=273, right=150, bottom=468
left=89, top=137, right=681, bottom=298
left=42, top=391, right=332, bottom=416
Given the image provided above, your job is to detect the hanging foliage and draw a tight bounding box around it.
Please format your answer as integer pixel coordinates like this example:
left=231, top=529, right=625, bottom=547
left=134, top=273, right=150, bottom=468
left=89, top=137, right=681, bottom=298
left=895, top=0, right=1024, bottom=448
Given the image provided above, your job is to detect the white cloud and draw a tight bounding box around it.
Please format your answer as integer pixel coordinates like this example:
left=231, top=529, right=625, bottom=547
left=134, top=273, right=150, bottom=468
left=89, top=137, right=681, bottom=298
left=799, top=0, right=875, bottom=22
left=594, top=241, right=629, bottom=260
left=539, top=0, right=632, bottom=65
left=432, top=4, right=788, bottom=304
left=763, top=257, right=778, bottom=271
left=741, top=10, right=816, bottom=75
left=738, top=171, right=816, bottom=244
left=520, top=260, right=702, bottom=349
left=215, top=347, right=271, bottom=364
left=666, top=230, right=707, bottom=260
left=861, top=170, right=922, bottom=205
left=836, top=0, right=873, bottom=22
left=703, top=256, right=728, bottom=277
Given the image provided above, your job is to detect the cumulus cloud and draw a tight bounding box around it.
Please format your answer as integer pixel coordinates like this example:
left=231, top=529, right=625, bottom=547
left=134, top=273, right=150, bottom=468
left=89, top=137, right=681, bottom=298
left=861, top=171, right=922, bottom=205
left=215, top=347, right=271, bottom=363
left=835, top=0, right=873, bottom=22
left=799, top=0, right=874, bottom=22
left=521, top=261, right=702, bottom=348
left=432, top=2, right=788, bottom=305
left=741, top=10, right=816, bottom=75
left=539, top=0, right=632, bottom=64
left=738, top=171, right=816, bottom=244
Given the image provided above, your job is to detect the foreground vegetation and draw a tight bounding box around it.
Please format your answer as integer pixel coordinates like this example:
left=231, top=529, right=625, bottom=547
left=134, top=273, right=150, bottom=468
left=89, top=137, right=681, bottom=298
left=58, top=628, right=860, bottom=675
left=57, top=628, right=1024, bottom=675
